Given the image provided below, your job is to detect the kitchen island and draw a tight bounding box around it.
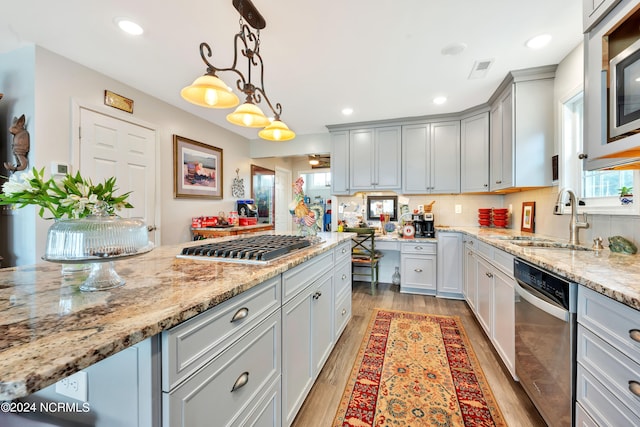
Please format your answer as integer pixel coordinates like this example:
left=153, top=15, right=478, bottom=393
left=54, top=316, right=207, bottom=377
left=0, top=232, right=352, bottom=403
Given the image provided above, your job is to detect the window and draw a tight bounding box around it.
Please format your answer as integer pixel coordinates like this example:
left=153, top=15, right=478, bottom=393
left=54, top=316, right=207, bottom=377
left=561, top=90, right=638, bottom=214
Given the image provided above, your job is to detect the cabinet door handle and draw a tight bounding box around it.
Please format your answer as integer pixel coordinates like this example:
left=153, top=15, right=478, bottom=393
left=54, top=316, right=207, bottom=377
left=414, top=268, right=423, bottom=272
left=313, top=291, right=322, bottom=299
left=485, top=272, right=493, bottom=278
left=342, top=247, right=347, bottom=254
left=342, top=274, right=347, bottom=280
left=484, top=184, right=488, bottom=187
left=496, top=180, right=502, bottom=184
left=230, top=307, right=249, bottom=323
left=231, top=372, right=249, bottom=392
left=342, top=308, right=347, bottom=316
left=630, top=329, right=640, bottom=343
left=629, top=380, right=640, bottom=397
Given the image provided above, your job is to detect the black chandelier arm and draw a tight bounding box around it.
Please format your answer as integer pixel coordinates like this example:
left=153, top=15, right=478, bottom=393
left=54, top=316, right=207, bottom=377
left=254, top=87, right=282, bottom=119
left=198, top=42, right=247, bottom=88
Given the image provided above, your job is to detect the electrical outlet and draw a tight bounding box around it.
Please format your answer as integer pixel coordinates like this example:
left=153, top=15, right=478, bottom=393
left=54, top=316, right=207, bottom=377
left=455, top=204, right=462, bottom=214
left=55, top=371, right=88, bottom=402
left=508, top=204, right=513, bottom=214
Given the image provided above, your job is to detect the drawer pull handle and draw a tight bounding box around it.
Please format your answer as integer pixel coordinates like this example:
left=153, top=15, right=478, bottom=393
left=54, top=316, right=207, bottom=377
left=630, top=329, right=640, bottom=343
left=485, top=272, right=493, bottom=278
left=231, top=372, right=249, bottom=392
left=342, top=308, right=347, bottom=316
left=415, top=246, right=423, bottom=250
left=342, top=248, right=347, bottom=253
left=313, top=291, right=322, bottom=300
left=230, top=307, right=249, bottom=323
left=342, top=274, right=347, bottom=280
left=629, top=380, right=640, bottom=397
left=414, top=268, right=423, bottom=272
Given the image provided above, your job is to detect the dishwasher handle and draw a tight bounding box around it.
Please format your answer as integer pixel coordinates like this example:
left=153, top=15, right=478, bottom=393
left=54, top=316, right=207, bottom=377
left=516, top=282, right=570, bottom=322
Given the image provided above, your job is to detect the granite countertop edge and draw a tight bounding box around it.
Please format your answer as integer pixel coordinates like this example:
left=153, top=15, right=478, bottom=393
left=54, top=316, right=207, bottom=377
left=0, top=232, right=353, bottom=400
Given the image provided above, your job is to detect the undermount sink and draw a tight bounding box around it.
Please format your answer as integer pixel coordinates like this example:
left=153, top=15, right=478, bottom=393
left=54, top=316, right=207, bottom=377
left=506, top=240, right=593, bottom=251
left=486, top=235, right=553, bottom=242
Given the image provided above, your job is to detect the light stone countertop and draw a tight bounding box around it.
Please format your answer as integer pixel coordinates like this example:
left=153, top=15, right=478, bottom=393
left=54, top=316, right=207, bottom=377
left=0, top=232, right=353, bottom=401
left=437, top=226, right=640, bottom=312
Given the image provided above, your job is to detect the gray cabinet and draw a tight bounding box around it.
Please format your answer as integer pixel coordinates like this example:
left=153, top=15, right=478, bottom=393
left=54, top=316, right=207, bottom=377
left=402, top=121, right=460, bottom=194
left=461, top=113, right=490, bottom=193
left=489, top=68, right=555, bottom=191
left=436, top=232, right=463, bottom=299
left=583, top=0, right=621, bottom=32
left=576, top=286, right=640, bottom=426
left=400, top=242, right=437, bottom=295
left=330, top=131, right=350, bottom=195
left=349, top=126, right=401, bottom=191
left=281, top=250, right=335, bottom=426
left=583, top=0, right=640, bottom=170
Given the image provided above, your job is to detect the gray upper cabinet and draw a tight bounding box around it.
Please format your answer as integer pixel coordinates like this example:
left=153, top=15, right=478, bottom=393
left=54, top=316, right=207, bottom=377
left=402, top=121, right=460, bottom=194
left=489, top=67, right=556, bottom=191
left=461, top=112, right=490, bottom=193
left=330, top=131, right=350, bottom=195
left=582, top=0, right=621, bottom=32
left=349, top=126, right=401, bottom=191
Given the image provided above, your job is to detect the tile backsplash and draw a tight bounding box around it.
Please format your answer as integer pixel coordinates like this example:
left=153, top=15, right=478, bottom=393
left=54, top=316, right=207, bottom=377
left=335, top=186, right=640, bottom=247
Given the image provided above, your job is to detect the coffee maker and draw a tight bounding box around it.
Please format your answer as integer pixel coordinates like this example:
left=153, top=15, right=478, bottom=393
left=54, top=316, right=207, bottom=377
left=236, top=199, right=258, bottom=217
left=414, top=213, right=435, bottom=238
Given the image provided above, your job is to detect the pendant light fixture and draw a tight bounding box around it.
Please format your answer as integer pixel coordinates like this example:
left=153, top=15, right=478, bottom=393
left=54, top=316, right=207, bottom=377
left=181, top=0, right=295, bottom=141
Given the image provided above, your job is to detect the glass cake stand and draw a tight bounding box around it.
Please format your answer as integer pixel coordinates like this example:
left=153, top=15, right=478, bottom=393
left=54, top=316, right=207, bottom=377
left=42, top=213, right=154, bottom=291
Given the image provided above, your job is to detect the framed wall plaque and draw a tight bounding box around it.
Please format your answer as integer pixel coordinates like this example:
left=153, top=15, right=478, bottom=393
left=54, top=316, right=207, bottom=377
left=521, top=201, right=536, bottom=233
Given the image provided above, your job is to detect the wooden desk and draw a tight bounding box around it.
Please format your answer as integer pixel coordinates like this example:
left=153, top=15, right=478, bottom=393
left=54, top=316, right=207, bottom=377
left=191, top=223, right=274, bottom=239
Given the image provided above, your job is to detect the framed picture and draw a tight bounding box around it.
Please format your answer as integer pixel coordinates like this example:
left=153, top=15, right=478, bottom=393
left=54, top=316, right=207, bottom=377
left=366, top=196, right=398, bottom=222
left=173, top=135, right=223, bottom=199
left=521, top=201, right=535, bottom=233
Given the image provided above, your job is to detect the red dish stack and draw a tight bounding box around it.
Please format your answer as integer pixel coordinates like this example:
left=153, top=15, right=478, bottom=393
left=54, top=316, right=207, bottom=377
left=478, top=208, right=491, bottom=227
left=492, top=208, right=509, bottom=228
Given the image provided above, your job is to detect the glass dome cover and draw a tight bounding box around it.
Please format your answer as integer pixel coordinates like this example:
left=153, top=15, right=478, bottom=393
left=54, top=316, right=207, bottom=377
left=43, top=210, right=153, bottom=291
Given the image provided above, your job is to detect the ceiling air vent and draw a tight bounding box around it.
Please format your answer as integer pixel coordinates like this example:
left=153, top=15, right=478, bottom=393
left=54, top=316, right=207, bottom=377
left=468, top=59, right=494, bottom=79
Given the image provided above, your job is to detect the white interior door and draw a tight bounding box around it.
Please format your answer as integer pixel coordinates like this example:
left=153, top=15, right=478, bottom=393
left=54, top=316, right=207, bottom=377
left=79, top=108, right=157, bottom=243
left=275, top=167, right=292, bottom=233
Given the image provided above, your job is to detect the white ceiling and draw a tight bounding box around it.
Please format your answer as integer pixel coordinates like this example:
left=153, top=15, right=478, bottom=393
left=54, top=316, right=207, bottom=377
left=0, top=0, right=583, bottom=140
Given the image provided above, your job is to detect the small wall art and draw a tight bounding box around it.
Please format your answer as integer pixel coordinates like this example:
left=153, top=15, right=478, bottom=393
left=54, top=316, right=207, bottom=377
left=521, top=201, right=535, bottom=233
left=173, top=135, right=223, bottom=199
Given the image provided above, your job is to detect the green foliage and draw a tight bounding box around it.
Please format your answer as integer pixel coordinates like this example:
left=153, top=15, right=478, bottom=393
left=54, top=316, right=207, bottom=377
left=618, top=186, right=633, bottom=196
left=0, top=167, right=133, bottom=219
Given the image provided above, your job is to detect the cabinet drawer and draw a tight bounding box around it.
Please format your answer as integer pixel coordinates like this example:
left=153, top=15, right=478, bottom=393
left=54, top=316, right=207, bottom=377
left=464, top=236, right=477, bottom=251
left=334, top=257, right=352, bottom=296
left=578, top=286, right=640, bottom=362
left=334, top=240, right=351, bottom=265
left=163, top=311, right=281, bottom=427
left=492, top=248, right=514, bottom=275
left=477, top=241, right=493, bottom=259
left=401, top=255, right=436, bottom=290
left=577, top=325, right=640, bottom=414
left=575, top=402, right=598, bottom=427
left=401, top=242, right=436, bottom=254
left=162, top=276, right=281, bottom=392
left=376, top=240, right=400, bottom=251
left=283, top=250, right=333, bottom=302
left=335, top=288, right=352, bottom=339
left=576, top=364, right=640, bottom=427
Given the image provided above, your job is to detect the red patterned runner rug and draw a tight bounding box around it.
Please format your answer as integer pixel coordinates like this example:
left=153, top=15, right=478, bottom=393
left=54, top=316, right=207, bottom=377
left=333, top=309, right=507, bottom=426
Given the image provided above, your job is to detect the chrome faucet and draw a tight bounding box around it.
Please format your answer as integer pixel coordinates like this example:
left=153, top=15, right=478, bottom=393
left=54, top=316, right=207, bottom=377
left=553, top=188, right=589, bottom=245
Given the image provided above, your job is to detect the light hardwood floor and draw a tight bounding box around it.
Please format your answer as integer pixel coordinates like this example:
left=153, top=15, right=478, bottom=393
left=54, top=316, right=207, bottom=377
left=292, top=281, right=546, bottom=427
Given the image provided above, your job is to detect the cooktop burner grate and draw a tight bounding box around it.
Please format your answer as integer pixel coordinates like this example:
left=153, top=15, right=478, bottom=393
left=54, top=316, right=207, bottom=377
left=177, top=234, right=324, bottom=264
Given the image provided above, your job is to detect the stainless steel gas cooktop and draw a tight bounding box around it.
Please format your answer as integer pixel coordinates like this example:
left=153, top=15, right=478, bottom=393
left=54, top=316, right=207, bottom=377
left=177, top=234, right=324, bottom=264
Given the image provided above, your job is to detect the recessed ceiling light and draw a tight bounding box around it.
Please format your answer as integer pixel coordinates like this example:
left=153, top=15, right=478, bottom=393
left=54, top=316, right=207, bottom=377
left=433, top=96, right=447, bottom=105
left=526, top=34, right=552, bottom=49
left=115, top=18, right=144, bottom=36
left=441, top=42, right=467, bottom=56
left=342, top=107, right=353, bottom=115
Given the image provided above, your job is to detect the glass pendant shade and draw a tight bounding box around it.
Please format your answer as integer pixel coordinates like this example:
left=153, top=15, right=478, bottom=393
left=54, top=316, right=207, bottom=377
left=259, top=120, right=296, bottom=141
left=181, top=74, right=240, bottom=108
left=226, top=102, right=271, bottom=128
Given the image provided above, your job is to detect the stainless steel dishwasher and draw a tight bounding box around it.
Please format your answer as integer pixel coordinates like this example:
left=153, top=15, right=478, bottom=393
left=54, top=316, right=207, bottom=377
left=513, top=258, right=577, bottom=427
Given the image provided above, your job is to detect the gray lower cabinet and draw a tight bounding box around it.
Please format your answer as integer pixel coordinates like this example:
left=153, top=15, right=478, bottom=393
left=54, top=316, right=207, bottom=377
left=282, top=251, right=335, bottom=426
left=576, top=286, right=640, bottom=426
left=436, top=232, right=463, bottom=299
left=400, top=242, right=437, bottom=295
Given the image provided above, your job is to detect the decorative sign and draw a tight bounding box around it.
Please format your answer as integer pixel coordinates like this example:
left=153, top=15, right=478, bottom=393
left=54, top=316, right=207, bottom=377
left=104, top=90, right=134, bottom=113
